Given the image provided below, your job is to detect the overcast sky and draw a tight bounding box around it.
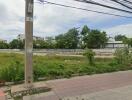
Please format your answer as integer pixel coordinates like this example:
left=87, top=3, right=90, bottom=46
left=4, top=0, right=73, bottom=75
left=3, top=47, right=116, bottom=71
left=0, top=0, right=132, bottom=41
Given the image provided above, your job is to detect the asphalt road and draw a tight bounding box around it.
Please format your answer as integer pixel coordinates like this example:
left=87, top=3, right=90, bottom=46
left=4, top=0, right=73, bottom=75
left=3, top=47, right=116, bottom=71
left=24, top=71, right=132, bottom=100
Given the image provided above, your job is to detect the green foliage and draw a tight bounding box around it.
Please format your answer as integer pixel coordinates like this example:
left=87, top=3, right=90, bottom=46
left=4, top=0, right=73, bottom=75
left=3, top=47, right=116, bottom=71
left=115, top=35, right=127, bottom=41
left=124, top=38, right=132, bottom=48
left=0, top=53, right=132, bottom=83
left=114, top=48, right=131, bottom=65
left=45, top=37, right=56, bottom=49
left=81, top=25, right=90, bottom=35
left=55, top=28, right=79, bottom=49
left=0, top=42, right=9, bottom=49
left=0, top=25, right=110, bottom=49
left=83, top=49, right=95, bottom=65
left=33, top=40, right=48, bottom=49
left=9, top=39, right=24, bottom=49
left=0, top=60, right=24, bottom=82
left=81, top=25, right=108, bottom=49
left=33, top=37, right=56, bottom=49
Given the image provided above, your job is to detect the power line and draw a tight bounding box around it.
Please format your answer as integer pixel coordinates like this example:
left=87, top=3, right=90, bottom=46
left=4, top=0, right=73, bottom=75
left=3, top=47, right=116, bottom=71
left=36, top=0, right=132, bottom=19
left=108, top=0, right=132, bottom=7
left=123, top=0, right=132, bottom=4
left=110, top=0, right=132, bottom=10
left=74, top=0, right=132, bottom=14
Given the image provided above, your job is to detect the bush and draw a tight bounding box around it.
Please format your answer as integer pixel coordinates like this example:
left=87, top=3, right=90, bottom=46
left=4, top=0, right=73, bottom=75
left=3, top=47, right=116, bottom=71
left=114, top=48, right=131, bottom=65
left=0, top=53, right=132, bottom=83
left=0, top=61, right=24, bottom=82
left=83, top=49, right=95, bottom=65
left=129, top=49, right=132, bottom=64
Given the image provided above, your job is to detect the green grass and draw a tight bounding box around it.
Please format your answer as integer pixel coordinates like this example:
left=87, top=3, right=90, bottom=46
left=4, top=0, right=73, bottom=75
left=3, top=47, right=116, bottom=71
left=0, top=53, right=132, bottom=83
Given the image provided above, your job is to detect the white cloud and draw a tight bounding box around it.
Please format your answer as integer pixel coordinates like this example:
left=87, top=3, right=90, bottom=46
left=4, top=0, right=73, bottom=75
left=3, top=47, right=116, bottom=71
left=0, top=0, right=132, bottom=41
left=104, top=24, right=132, bottom=37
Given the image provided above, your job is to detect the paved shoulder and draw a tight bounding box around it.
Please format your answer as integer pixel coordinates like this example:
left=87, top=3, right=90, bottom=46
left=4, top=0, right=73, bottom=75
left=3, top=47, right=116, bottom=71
left=47, top=71, right=132, bottom=98
left=24, top=71, right=132, bottom=100
left=0, top=90, right=6, bottom=100
left=63, top=85, right=132, bottom=100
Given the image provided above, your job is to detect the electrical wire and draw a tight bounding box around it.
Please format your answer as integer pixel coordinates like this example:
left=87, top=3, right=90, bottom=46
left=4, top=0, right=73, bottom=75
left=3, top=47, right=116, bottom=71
left=122, top=0, right=132, bottom=4
left=36, top=0, right=132, bottom=19
left=109, top=0, right=132, bottom=10
left=74, top=0, right=132, bottom=14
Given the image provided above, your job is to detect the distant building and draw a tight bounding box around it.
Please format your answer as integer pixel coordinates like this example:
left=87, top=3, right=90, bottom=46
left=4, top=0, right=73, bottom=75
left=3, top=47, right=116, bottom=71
left=0, top=39, right=7, bottom=43
left=17, top=34, right=44, bottom=41
left=105, top=40, right=128, bottom=48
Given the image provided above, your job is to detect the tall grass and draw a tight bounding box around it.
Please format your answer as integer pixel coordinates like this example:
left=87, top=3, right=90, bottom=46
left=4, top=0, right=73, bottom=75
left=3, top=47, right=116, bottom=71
left=0, top=53, right=132, bottom=83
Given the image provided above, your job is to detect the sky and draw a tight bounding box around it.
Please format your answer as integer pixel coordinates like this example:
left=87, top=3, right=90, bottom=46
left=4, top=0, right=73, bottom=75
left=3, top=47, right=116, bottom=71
left=0, top=0, right=132, bottom=41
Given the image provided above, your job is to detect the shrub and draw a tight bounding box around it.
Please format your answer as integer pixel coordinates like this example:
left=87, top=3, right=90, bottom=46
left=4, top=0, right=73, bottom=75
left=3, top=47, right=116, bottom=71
left=0, top=61, right=24, bottom=82
left=83, top=49, right=95, bottom=65
left=33, top=65, right=46, bottom=81
left=0, top=53, right=132, bottom=83
left=129, top=49, right=132, bottom=64
left=114, top=48, right=131, bottom=65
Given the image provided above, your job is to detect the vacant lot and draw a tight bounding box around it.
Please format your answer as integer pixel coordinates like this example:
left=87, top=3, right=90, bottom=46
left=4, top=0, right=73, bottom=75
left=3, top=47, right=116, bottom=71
left=0, top=53, right=131, bottom=83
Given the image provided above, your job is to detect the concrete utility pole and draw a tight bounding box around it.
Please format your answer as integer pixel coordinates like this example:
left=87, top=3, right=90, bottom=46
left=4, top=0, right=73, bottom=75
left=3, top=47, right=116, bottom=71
left=25, top=0, right=34, bottom=88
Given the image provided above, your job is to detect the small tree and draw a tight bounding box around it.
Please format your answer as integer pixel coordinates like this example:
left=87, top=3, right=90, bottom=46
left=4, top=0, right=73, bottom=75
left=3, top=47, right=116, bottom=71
left=83, top=49, right=95, bottom=65
left=115, top=35, right=127, bottom=41
left=81, top=25, right=108, bottom=49
left=0, top=42, right=9, bottom=49
left=129, top=49, right=132, bottom=64
left=0, top=60, right=24, bottom=82
left=9, top=39, right=24, bottom=49
left=114, top=48, right=130, bottom=65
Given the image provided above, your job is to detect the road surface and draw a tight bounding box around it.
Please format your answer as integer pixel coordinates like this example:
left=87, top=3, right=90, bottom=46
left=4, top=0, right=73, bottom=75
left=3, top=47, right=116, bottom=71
left=24, top=70, right=132, bottom=100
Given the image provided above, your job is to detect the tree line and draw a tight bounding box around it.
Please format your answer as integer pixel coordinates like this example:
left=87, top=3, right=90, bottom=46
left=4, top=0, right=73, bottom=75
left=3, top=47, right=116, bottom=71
left=0, top=25, right=131, bottom=49
left=114, top=34, right=132, bottom=47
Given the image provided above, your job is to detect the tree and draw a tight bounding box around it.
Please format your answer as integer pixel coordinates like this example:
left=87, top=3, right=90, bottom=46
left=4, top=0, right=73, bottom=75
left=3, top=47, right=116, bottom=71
left=45, top=37, right=56, bottom=49
left=81, top=25, right=90, bottom=36
left=128, top=38, right=132, bottom=47
left=114, top=48, right=131, bottom=65
left=33, top=40, right=49, bottom=49
left=124, top=38, right=132, bottom=48
left=83, top=49, right=95, bottom=65
left=9, top=39, right=24, bottom=49
left=115, top=35, right=127, bottom=41
left=55, top=28, right=79, bottom=49
left=80, top=25, right=90, bottom=48
left=0, top=42, right=9, bottom=49
left=81, top=25, right=108, bottom=49
left=55, top=34, right=65, bottom=49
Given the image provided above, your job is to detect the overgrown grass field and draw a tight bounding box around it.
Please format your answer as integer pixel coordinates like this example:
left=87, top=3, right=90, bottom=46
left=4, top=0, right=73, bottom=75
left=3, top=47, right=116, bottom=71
left=0, top=53, right=132, bottom=82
